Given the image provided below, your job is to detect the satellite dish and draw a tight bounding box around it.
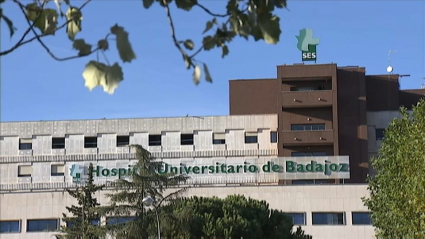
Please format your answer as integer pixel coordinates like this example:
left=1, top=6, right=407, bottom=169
left=387, top=65, right=393, bottom=73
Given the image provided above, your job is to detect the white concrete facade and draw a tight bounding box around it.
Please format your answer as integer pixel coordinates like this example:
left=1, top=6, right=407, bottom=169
left=0, top=115, right=374, bottom=239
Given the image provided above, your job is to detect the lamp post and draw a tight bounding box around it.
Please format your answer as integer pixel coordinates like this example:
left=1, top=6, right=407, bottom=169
left=142, top=196, right=161, bottom=239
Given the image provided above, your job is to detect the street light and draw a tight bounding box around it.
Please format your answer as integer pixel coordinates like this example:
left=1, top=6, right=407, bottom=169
left=142, top=196, right=161, bottom=239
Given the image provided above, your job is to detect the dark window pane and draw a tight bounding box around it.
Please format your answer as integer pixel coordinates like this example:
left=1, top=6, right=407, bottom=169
left=0, top=221, right=20, bottom=233
left=286, top=213, right=305, bottom=225
left=352, top=212, right=372, bottom=225
left=149, top=135, right=161, bottom=146
left=106, top=217, right=137, bottom=225
left=291, top=124, right=325, bottom=131
left=66, top=219, right=100, bottom=228
left=376, top=129, right=385, bottom=140
left=84, top=137, right=97, bottom=148
left=117, top=136, right=130, bottom=147
left=292, top=180, right=314, bottom=185
left=27, top=219, right=58, bottom=232
left=19, top=143, right=32, bottom=150
left=52, top=137, right=65, bottom=149
left=312, top=213, right=344, bottom=225
left=245, top=136, right=258, bottom=144
left=270, top=132, right=278, bottom=143
left=181, top=134, right=194, bottom=145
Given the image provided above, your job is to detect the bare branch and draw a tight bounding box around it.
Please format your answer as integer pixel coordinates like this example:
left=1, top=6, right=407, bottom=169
left=195, top=3, right=229, bottom=17
left=16, top=2, right=100, bottom=61
left=164, top=0, right=193, bottom=68
left=0, top=0, right=92, bottom=56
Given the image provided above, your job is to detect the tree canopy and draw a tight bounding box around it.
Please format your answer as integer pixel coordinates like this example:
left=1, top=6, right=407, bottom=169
left=157, top=195, right=312, bottom=239
left=363, top=99, right=425, bottom=238
left=0, top=0, right=287, bottom=93
left=58, top=163, right=107, bottom=239
left=101, top=144, right=189, bottom=238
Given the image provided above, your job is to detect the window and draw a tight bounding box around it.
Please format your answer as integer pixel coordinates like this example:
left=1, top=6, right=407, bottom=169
left=376, top=128, right=385, bottom=140
left=213, top=133, right=225, bottom=144
left=245, top=132, right=258, bottom=144
left=106, top=217, right=137, bottom=225
left=27, top=219, right=58, bottom=232
left=0, top=220, right=20, bottom=233
left=286, top=213, right=305, bottom=225
left=181, top=134, right=194, bottom=145
left=291, top=152, right=326, bottom=157
left=18, top=165, right=32, bottom=177
left=312, top=212, right=344, bottom=225
left=270, top=131, right=278, bottom=143
left=19, top=138, right=32, bottom=150
left=52, top=137, right=65, bottom=149
left=291, top=124, right=326, bottom=131
left=292, top=180, right=314, bottom=185
left=117, top=135, right=130, bottom=147
left=84, top=137, right=97, bottom=148
left=149, top=135, right=161, bottom=146
left=66, top=219, right=100, bottom=228
left=291, top=86, right=319, bottom=91
left=51, top=165, right=65, bottom=176
left=352, top=212, right=372, bottom=225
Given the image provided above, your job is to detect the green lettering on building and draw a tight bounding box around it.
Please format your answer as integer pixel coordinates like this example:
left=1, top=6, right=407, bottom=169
left=70, top=159, right=349, bottom=181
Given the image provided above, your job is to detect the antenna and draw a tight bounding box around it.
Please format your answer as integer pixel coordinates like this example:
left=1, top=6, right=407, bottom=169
left=387, top=50, right=397, bottom=74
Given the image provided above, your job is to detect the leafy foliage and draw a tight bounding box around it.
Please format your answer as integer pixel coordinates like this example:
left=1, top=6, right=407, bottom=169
left=363, top=98, right=425, bottom=239
left=101, top=145, right=189, bottom=238
left=57, top=163, right=107, bottom=239
left=1, top=0, right=287, bottom=93
left=157, top=195, right=312, bottom=239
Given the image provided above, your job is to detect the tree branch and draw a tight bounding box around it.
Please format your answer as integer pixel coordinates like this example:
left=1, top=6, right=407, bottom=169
left=0, top=0, right=92, bottom=56
left=164, top=0, right=192, bottom=68
left=17, top=2, right=99, bottom=61
left=195, top=3, right=229, bottom=17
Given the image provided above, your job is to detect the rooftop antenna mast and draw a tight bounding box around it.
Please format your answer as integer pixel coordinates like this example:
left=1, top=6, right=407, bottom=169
left=386, top=50, right=397, bottom=74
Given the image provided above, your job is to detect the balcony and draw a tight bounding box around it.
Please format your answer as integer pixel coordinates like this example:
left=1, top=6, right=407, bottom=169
left=281, top=90, right=333, bottom=108
left=281, top=130, right=334, bottom=145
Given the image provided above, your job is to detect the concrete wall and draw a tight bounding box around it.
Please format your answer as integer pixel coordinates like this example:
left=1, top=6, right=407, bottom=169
left=0, top=115, right=278, bottom=157
left=0, top=185, right=374, bottom=239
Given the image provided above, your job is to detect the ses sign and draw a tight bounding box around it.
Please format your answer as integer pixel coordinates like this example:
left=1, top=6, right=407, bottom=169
left=296, top=28, right=319, bottom=62
left=70, top=157, right=350, bottom=183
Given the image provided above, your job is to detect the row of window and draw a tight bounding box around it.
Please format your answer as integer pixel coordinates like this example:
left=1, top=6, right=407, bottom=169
left=0, top=217, right=137, bottom=233
left=287, top=212, right=372, bottom=226
left=17, top=132, right=280, bottom=150
left=0, top=212, right=372, bottom=233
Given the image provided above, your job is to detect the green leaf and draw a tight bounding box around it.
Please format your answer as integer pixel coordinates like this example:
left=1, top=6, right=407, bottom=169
left=203, top=20, right=215, bottom=34
left=44, top=11, right=58, bottom=35
left=192, top=65, right=201, bottom=85
left=221, top=45, right=229, bottom=58
left=97, top=39, right=109, bottom=51
left=203, top=63, right=212, bottom=83
left=65, top=7, right=82, bottom=40
left=202, top=36, right=216, bottom=51
left=82, top=61, right=124, bottom=94
left=175, top=0, right=197, bottom=11
left=183, top=54, right=192, bottom=69
left=72, top=39, right=92, bottom=56
left=258, top=14, right=281, bottom=44
left=25, top=3, right=58, bottom=34
left=110, top=24, right=136, bottom=63
left=1, top=14, right=17, bottom=37
left=142, top=0, right=155, bottom=9
left=183, top=39, right=194, bottom=50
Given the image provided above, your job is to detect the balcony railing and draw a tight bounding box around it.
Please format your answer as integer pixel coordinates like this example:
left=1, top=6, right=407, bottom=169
left=281, top=130, right=334, bottom=145
left=281, top=90, right=333, bottom=108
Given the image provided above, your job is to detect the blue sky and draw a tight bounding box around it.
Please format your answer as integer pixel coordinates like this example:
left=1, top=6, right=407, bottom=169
left=1, top=0, right=424, bottom=122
